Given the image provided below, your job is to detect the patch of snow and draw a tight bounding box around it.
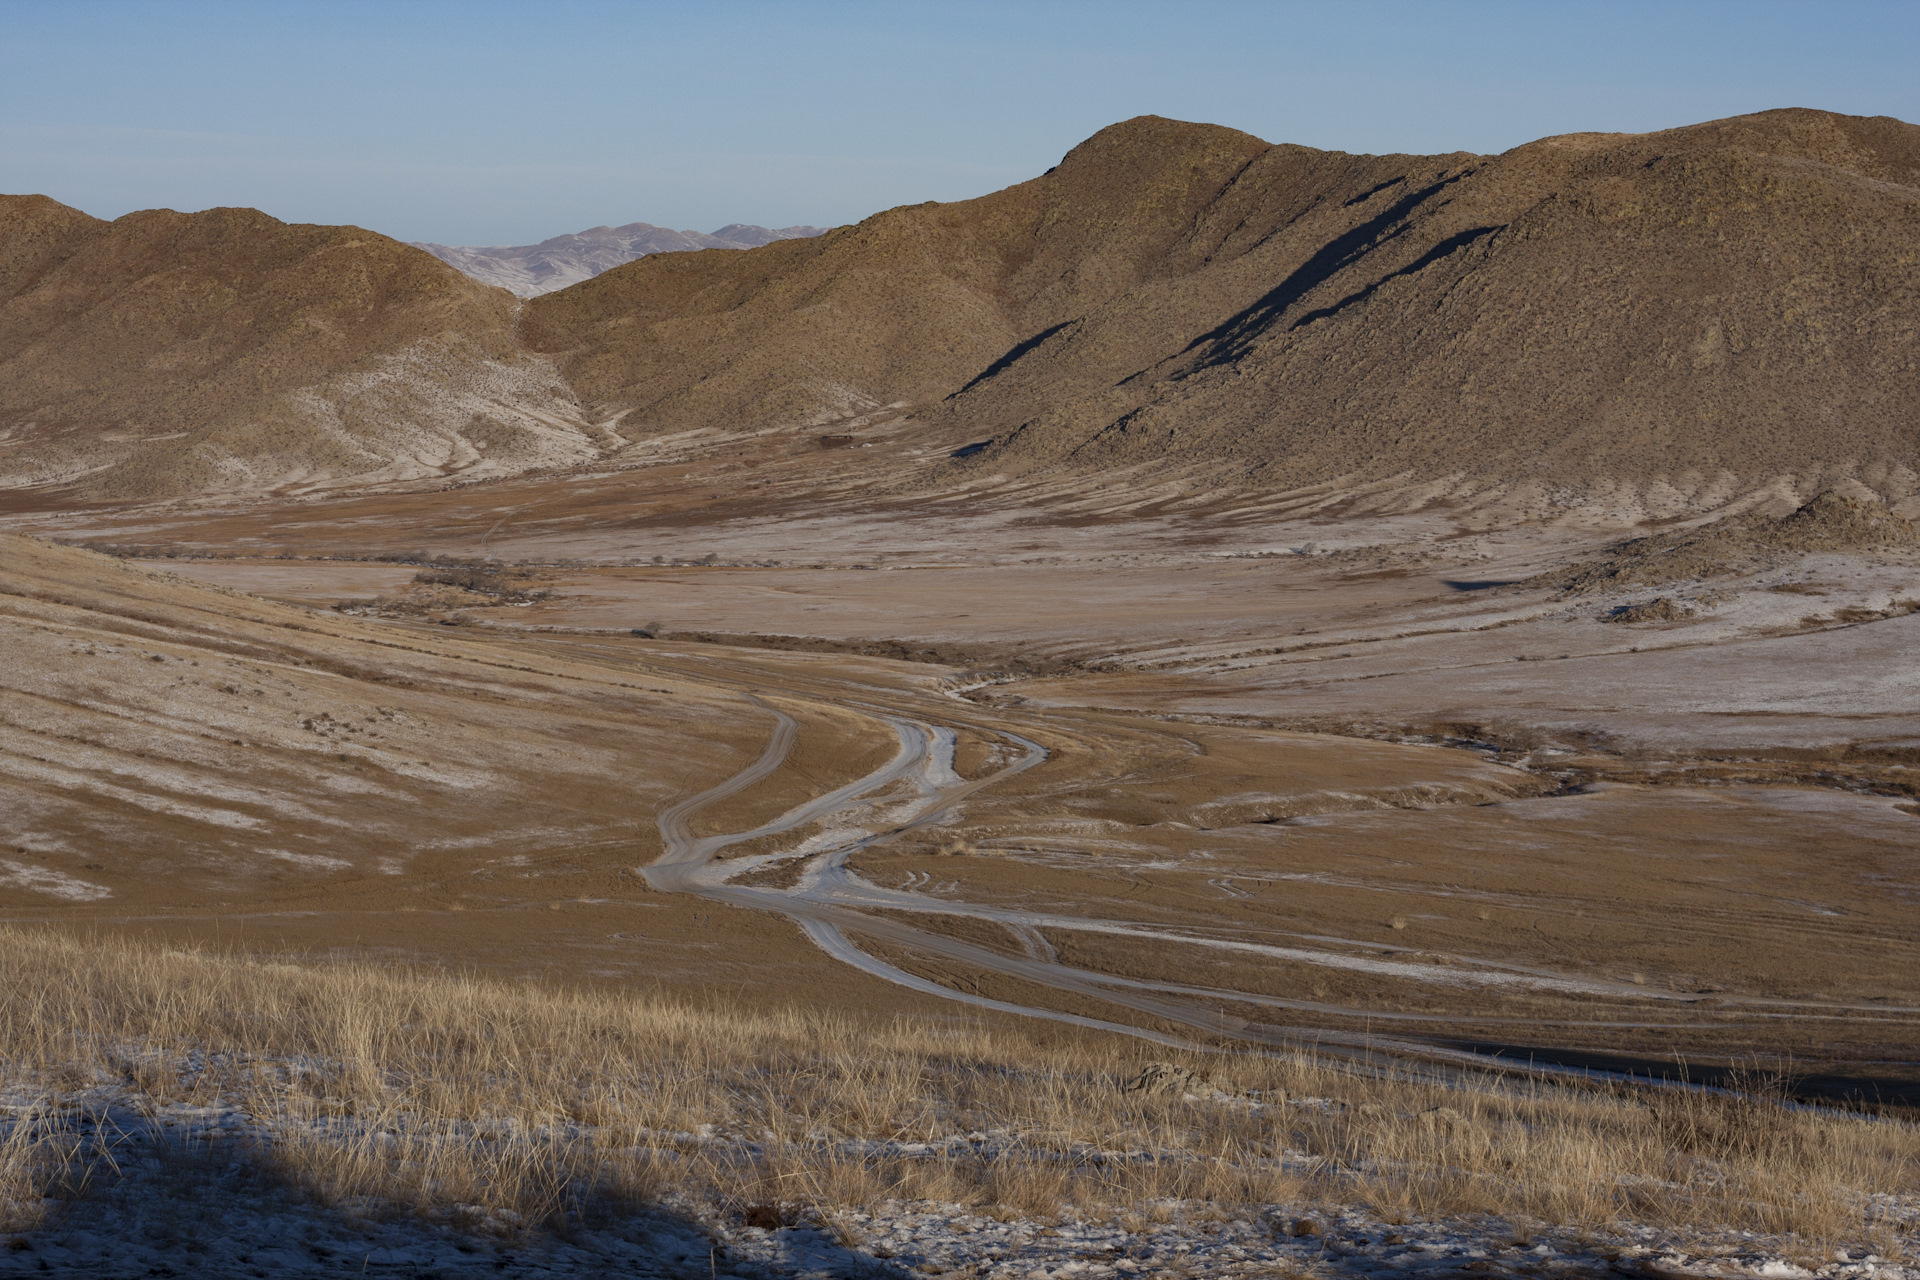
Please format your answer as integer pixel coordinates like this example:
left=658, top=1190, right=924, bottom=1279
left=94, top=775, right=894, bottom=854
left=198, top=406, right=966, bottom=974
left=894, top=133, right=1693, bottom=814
left=0, top=859, right=110, bottom=901
left=413, top=222, right=833, bottom=297
left=263, top=849, right=353, bottom=872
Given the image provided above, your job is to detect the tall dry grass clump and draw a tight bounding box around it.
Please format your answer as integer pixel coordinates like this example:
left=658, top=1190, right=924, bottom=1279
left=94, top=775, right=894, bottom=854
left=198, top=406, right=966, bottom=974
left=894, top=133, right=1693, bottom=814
left=0, top=1103, right=96, bottom=1234
left=0, top=926, right=1914, bottom=1249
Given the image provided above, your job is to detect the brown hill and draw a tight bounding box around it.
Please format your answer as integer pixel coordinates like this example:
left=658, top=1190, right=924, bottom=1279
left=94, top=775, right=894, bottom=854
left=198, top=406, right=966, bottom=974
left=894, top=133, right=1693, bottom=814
left=519, top=116, right=1274, bottom=438
left=525, top=108, right=1920, bottom=521
left=0, top=197, right=603, bottom=499
left=3, top=108, right=1916, bottom=517
left=938, top=109, right=1920, bottom=520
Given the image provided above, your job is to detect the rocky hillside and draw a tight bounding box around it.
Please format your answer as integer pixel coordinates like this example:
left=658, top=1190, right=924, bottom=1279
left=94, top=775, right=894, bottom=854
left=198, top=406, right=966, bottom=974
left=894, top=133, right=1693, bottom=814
left=3, top=108, right=1915, bottom=514
left=0, top=196, right=602, bottom=500
left=520, top=116, right=1279, bottom=449
left=525, top=108, right=1920, bottom=520
left=940, top=110, right=1920, bottom=519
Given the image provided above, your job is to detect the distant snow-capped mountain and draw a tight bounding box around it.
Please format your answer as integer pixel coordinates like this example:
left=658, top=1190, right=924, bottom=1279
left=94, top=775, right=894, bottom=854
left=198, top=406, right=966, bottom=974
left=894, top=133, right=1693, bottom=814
left=412, top=222, right=832, bottom=296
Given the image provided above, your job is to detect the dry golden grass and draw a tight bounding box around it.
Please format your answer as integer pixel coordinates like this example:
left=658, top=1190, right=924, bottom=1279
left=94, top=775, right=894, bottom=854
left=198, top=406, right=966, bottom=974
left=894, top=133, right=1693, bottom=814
left=0, top=926, right=1914, bottom=1250
left=0, top=1101, right=95, bottom=1234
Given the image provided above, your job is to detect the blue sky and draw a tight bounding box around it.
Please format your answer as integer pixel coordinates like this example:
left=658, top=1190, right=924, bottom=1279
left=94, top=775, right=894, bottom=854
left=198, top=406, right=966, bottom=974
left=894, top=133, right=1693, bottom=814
left=3, top=1, right=1916, bottom=245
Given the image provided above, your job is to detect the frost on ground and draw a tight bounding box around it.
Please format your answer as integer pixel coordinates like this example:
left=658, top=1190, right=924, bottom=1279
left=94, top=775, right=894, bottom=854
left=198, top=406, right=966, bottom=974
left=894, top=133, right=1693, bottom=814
left=2, top=934, right=1914, bottom=1278
left=3, top=1097, right=1915, bottom=1279
left=0, top=860, right=109, bottom=902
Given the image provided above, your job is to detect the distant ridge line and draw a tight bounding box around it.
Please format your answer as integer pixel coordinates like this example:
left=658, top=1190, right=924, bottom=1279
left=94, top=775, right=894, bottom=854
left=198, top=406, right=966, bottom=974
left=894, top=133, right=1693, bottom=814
left=412, top=221, right=833, bottom=296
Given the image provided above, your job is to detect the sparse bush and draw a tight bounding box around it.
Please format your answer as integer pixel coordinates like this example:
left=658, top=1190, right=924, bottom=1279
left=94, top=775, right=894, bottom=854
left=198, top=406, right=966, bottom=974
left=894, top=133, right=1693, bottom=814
left=411, top=560, right=551, bottom=602
left=1643, top=1061, right=1805, bottom=1162
left=0, top=1103, right=97, bottom=1233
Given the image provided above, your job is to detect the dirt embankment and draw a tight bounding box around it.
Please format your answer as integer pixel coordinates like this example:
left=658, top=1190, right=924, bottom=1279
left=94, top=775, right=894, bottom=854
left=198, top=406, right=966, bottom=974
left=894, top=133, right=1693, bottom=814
left=1536, top=491, right=1920, bottom=596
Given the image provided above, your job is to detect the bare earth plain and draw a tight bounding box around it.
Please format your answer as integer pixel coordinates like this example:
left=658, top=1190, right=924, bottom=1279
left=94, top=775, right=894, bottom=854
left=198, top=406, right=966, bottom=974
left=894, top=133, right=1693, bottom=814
left=3, top=426, right=1916, bottom=1107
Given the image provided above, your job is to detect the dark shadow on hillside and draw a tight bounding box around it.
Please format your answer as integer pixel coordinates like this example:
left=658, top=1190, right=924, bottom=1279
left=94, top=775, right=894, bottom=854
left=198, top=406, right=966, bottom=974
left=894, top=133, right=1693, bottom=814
left=950, top=318, right=1080, bottom=398
left=1178, top=170, right=1471, bottom=372
left=1289, top=224, right=1504, bottom=330
left=1344, top=176, right=1409, bottom=207
left=3, top=1114, right=917, bottom=1278
left=1438, top=1041, right=1920, bottom=1111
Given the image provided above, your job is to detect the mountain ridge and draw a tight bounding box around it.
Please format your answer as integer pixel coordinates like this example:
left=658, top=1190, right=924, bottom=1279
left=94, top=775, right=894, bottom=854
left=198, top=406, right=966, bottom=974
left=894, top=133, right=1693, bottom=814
left=524, top=107, right=1919, bottom=522
left=0, top=195, right=602, bottom=499
left=941, top=107, right=1920, bottom=521
left=2, top=106, right=1916, bottom=519
left=414, top=221, right=833, bottom=296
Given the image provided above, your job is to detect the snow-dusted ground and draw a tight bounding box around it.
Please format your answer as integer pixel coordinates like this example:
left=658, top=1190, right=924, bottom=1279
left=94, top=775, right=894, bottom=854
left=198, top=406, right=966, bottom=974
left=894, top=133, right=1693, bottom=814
left=413, top=223, right=831, bottom=297
left=5, top=1096, right=1914, bottom=1278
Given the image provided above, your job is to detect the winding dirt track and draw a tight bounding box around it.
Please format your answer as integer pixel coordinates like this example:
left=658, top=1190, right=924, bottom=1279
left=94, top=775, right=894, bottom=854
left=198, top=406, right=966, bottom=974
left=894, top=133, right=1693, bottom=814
left=647, top=710, right=1200, bottom=1048
left=5, top=534, right=1911, bottom=1092
left=643, top=694, right=1920, bottom=1078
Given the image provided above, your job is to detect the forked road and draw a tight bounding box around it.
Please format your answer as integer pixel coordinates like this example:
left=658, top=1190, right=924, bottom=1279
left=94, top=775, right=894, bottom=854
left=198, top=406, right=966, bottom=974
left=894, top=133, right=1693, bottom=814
left=646, top=701, right=1199, bottom=1048
left=644, top=695, right=1918, bottom=1072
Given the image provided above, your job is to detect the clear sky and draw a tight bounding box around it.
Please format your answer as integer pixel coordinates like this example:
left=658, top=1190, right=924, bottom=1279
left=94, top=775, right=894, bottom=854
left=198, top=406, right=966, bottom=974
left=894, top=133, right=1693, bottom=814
left=3, top=0, right=1917, bottom=246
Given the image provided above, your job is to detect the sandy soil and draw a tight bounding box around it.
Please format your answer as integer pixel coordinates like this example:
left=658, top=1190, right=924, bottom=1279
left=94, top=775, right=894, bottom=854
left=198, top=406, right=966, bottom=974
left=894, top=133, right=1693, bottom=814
left=3, top=463, right=1916, bottom=1097
left=143, top=532, right=1920, bottom=753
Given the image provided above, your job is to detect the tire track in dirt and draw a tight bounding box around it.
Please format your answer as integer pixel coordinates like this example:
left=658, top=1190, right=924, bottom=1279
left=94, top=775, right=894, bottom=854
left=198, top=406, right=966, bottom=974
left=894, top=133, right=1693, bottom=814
left=642, top=686, right=1920, bottom=1075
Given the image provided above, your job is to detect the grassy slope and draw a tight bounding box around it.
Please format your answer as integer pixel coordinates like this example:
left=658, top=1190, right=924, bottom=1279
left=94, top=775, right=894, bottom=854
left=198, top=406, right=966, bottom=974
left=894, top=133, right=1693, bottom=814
left=1, top=927, right=1913, bottom=1249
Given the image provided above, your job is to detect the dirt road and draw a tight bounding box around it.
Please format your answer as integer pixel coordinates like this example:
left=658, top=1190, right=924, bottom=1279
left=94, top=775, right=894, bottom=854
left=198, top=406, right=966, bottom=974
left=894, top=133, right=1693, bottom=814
left=640, top=675, right=1920, bottom=1088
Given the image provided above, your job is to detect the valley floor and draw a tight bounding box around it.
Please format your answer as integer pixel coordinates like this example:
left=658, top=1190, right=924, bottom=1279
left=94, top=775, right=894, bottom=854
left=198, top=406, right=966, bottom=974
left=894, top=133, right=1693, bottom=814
left=1, top=458, right=1916, bottom=1272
